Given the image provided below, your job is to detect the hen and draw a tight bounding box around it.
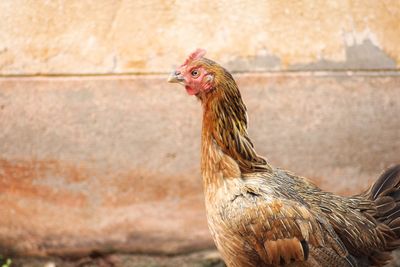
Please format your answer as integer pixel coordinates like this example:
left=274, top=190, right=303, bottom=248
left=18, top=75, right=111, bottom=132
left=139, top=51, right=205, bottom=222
left=168, top=49, right=400, bottom=267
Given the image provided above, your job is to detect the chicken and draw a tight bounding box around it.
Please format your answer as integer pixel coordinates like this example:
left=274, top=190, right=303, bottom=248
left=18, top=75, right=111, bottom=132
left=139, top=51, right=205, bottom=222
left=168, top=49, right=400, bottom=267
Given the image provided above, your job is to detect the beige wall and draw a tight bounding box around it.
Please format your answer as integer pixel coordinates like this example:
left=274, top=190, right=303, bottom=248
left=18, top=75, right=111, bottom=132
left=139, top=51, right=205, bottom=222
left=1, top=0, right=399, bottom=75
left=0, top=0, right=400, bottom=260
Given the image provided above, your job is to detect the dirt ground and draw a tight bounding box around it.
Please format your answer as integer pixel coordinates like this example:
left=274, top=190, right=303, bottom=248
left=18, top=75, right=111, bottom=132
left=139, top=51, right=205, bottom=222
left=5, top=250, right=225, bottom=267
left=5, top=249, right=400, bottom=267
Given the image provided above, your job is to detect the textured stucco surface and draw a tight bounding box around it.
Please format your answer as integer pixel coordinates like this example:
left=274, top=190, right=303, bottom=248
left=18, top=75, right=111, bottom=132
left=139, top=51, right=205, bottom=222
left=0, top=73, right=399, bottom=256
left=1, top=0, right=400, bottom=262
left=1, top=0, right=400, bottom=74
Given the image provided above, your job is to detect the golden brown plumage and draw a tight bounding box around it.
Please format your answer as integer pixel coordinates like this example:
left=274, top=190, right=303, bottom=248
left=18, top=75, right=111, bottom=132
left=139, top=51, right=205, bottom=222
left=168, top=49, right=400, bottom=267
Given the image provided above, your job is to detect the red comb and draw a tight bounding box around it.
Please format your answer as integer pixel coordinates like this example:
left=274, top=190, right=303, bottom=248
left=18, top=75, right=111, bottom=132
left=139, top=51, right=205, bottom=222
left=182, top=48, right=207, bottom=66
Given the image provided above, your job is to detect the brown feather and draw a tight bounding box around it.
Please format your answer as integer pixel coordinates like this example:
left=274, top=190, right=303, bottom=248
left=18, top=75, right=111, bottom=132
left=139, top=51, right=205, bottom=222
left=371, top=165, right=400, bottom=200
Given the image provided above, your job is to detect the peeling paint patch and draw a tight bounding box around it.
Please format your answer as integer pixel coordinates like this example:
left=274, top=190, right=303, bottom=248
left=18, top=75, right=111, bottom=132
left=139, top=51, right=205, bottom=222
left=225, top=53, right=281, bottom=72
left=343, top=28, right=381, bottom=48
left=290, top=39, right=396, bottom=71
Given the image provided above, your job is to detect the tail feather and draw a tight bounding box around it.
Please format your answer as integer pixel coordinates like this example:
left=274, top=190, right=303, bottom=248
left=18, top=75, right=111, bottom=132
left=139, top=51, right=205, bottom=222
left=374, top=196, right=397, bottom=215
left=370, top=165, right=400, bottom=200
left=361, top=165, right=400, bottom=265
left=388, top=190, right=400, bottom=201
left=369, top=165, right=400, bottom=221
left=385, top=207, right=400, bottom=223
left=388, top=217, right=400, bottom=236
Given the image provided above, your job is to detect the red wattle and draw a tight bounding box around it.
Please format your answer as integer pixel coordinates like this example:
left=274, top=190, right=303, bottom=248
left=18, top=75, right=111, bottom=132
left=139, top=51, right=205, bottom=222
left=185, top=86, right=198, bottom=95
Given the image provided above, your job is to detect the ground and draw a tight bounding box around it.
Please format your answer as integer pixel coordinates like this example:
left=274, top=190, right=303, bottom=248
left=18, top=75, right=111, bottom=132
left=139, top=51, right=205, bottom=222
left=5, top=250, right=225, bottom=267
left=6, top=249, right=400, bottom=267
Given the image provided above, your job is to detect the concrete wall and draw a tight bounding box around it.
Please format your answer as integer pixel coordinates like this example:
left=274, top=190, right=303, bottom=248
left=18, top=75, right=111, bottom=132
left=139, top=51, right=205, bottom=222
left=1, top=0, right=399, bottom=75
left=0, top=0, right=399, bottom=258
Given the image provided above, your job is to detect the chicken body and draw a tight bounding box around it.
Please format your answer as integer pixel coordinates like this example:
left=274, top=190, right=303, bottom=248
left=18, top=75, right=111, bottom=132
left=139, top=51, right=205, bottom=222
left=204, top=169, right=367, bottom=267
left=202, top=131, right=371, bottom=267
left=168, top=49, right=400, bottom=267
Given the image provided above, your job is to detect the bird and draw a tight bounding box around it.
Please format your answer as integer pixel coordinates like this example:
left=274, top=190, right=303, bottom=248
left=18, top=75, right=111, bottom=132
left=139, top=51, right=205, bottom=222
left=168, top=48, right=400, bottom=267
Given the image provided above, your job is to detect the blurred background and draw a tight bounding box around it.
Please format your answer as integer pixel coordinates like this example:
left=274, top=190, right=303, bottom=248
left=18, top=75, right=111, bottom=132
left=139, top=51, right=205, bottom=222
left=0, top=1, right=399, bottom=266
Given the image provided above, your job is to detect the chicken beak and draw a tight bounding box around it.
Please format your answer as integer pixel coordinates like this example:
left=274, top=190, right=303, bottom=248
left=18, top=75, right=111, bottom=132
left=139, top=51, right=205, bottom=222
left=167, top=71, right=185, bottom=84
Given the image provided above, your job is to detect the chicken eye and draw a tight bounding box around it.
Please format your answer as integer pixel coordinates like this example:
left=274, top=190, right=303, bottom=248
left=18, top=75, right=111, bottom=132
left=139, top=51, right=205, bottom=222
left=191, top=70, right=200, bottom=77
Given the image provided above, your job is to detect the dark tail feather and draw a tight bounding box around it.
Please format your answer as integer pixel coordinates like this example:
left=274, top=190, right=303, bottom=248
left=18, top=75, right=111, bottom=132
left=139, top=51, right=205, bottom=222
left=370, top=165, right=400, bottom=200
left=367, top=165, right=400, bottom=254
left=388, top=217, right=400, bottom=236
